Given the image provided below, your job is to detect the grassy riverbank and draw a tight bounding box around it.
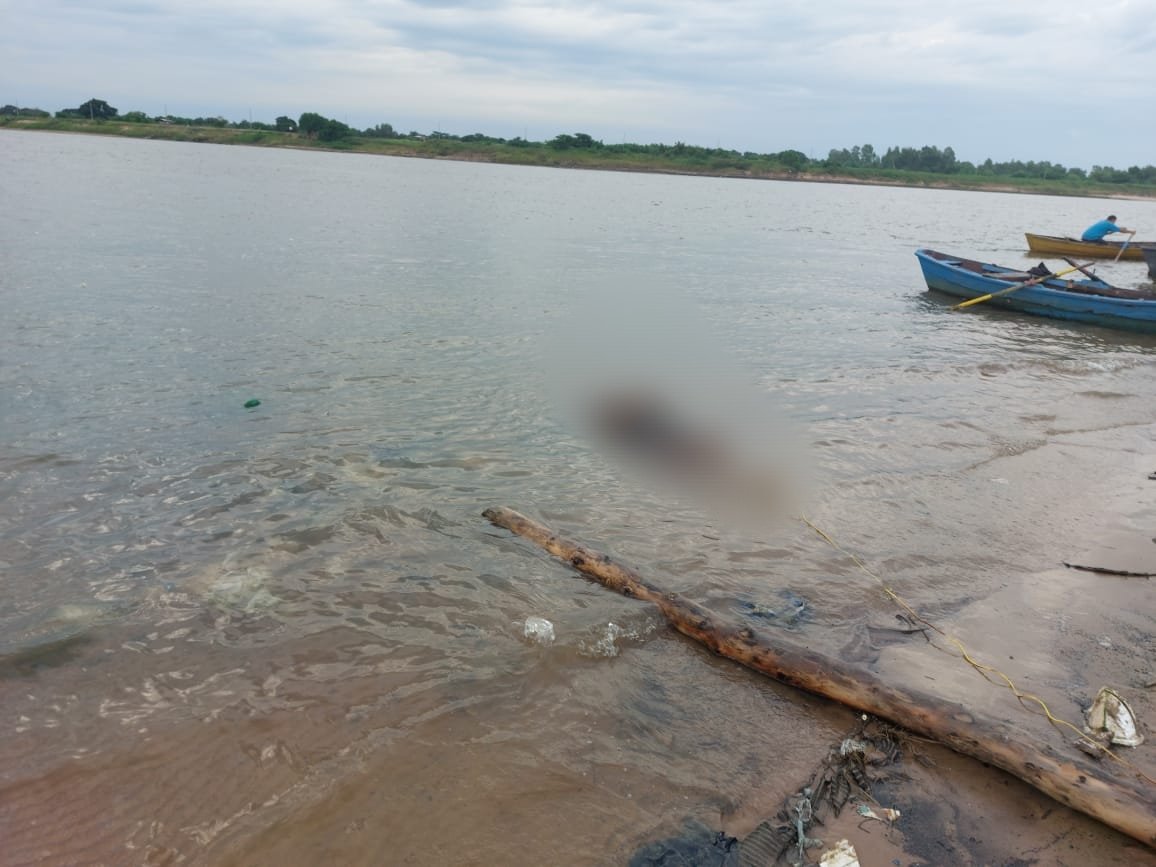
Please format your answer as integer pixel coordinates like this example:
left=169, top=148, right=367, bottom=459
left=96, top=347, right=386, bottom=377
left=6, top=116, right=1156, bottom=200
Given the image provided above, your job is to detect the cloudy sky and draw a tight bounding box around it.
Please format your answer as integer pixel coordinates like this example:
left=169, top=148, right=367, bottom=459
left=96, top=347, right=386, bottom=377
left=4, top=0, right=1152, bottom=169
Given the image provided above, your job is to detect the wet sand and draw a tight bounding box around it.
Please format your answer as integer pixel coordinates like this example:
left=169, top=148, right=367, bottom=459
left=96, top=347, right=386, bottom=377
left=767, top=428, right=1156, bottom=865
left=2, top=440, right=1153, bottom=866
left=2, top=437, right=1154, bottom=867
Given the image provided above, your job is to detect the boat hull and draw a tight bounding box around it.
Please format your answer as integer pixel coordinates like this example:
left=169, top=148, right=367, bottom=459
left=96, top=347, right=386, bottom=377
left=915, top=249, right=1156, bottom=333
left=1024, top=232, right=1146, bottom=261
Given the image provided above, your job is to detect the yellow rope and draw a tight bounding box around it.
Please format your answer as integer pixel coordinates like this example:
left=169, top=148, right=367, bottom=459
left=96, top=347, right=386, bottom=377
left=797, top=513, right=1155, bottom=785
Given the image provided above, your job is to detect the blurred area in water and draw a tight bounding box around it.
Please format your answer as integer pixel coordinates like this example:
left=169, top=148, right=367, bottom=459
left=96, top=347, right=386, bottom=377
left=545, top=274, right=811, bottom=536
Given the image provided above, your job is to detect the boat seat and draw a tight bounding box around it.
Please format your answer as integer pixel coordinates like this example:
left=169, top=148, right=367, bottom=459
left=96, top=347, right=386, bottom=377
left=981, top=266, right=1034, bottom=280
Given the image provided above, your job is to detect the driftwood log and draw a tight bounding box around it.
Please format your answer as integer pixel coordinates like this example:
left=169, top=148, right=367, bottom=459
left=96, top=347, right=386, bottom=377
left=483, top=506, right=1156, bottom=849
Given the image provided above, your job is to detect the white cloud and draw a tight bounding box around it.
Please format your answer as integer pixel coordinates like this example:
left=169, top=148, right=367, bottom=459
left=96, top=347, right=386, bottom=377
left=2, top=0, right=1152, bottom=167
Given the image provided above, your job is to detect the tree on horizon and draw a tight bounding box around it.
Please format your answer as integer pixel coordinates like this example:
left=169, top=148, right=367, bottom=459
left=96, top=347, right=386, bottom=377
left=77, top=98, right=118, bottom=120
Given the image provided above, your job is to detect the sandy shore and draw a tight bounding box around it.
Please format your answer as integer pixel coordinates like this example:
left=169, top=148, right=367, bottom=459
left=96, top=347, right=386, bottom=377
left=760, top=424, right=1156, bottom=865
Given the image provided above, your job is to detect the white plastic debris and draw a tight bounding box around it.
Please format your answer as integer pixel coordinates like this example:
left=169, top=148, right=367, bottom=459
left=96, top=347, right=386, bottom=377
left=523, top=616, right=555, bottom=645
left=1084, top=686, right=1144, bottom=747
left=818, top=839, right=860, bottom=867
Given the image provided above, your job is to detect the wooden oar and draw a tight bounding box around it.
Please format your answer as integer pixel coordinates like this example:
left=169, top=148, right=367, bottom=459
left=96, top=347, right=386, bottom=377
left=952, top=262, right=1092, bottom=311
left=1062, top=257, right=1100, bottom=281
left=1113, top=231, right=1135, bottom=263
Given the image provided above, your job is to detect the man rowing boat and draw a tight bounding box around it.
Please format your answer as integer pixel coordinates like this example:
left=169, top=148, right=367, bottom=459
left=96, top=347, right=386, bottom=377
left=1081, top=214, right=1134, bottom=242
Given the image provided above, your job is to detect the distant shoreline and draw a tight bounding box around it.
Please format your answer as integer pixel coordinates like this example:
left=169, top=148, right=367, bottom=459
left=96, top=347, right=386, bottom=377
left=5, top=120, right=1155, bottom=201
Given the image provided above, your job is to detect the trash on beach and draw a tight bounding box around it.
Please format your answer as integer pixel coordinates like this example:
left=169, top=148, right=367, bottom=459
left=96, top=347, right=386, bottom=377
left=244, top=398, right=261, bottom=408
left=1084, top=686, right=1144, bottom=747
left=856, top=803, right=901, bottom=824
left=818, top=839, right=860, bottom=867
left=737, top=589, right=810, bottom=628
left=522, top=616, right=555, bottom=645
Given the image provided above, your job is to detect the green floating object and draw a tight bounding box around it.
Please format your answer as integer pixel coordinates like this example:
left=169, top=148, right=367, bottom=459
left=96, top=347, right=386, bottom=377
left=244, top=398, right=261, bottom=408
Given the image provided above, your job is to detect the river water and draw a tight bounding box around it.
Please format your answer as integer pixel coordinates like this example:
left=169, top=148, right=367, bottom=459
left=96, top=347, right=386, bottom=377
left=1, top=130, right=1154, bottom=865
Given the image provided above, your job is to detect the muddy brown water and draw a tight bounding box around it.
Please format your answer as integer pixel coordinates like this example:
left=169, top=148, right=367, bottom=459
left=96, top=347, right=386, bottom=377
left=1, top=130, right=1155, bottom=865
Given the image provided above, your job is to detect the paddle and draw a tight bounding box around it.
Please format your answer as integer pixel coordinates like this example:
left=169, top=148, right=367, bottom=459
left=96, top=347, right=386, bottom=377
left=1113, top=230, right=1136, bottom=263
left=1062, top=257, right=1100, bottom=281
left=952, top=261, right=1093, bottom=311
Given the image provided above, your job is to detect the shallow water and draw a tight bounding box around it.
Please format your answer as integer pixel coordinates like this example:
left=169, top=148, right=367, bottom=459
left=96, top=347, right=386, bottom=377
left=1, top=130, right=1155, bottom=865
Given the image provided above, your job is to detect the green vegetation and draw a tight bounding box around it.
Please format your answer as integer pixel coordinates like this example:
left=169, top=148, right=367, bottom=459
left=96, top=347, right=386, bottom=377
left=53, top=98, right=119, bottom=120
left=3, top=100, right=1155, bottom=199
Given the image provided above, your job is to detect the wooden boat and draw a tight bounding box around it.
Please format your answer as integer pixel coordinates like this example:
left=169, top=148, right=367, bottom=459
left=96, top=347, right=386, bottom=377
left=1142, top=245, right=1156, bottom=279
left=915, top=249, right=1156, bottom=332
left=1024, top=232, right=1146, bottom=261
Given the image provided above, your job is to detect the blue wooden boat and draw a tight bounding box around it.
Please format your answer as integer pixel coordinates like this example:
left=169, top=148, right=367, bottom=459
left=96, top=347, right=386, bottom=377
left=915, top=249, right=1156, bottom=333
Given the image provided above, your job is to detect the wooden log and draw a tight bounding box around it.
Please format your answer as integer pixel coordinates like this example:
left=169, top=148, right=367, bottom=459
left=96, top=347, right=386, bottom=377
left=483, top=506, right=1156, bottom=849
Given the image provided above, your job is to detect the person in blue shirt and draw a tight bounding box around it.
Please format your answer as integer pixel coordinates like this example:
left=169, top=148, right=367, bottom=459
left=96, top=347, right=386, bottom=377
left=1081, top=214, right=1134, bottom=242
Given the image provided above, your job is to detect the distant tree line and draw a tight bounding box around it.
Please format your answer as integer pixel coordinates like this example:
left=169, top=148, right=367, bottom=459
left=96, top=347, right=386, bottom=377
left=0, top=104, right=49, bottom=118
left=5, top=99, right=1155, bottom=186
left=824, top=142, right=1156, bottom=185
